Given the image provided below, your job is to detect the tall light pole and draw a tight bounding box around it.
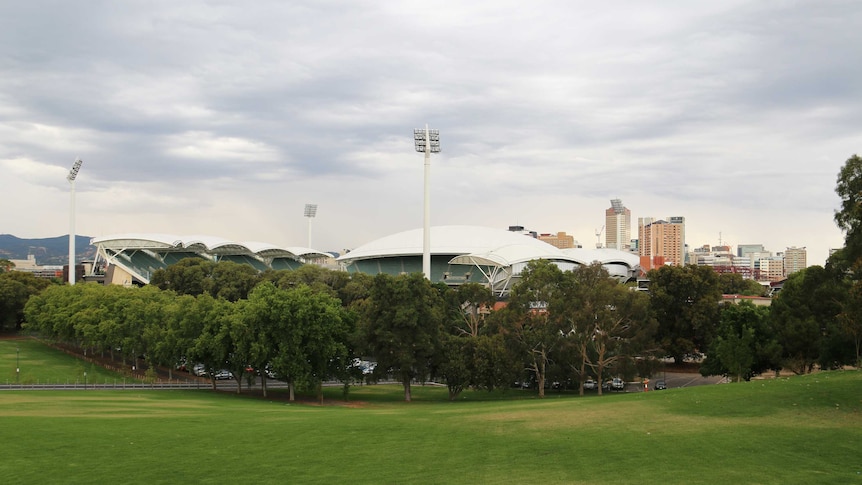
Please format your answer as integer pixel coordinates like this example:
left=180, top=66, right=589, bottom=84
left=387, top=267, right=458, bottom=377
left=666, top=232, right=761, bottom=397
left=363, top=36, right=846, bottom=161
left=414, top=125, right=440, bottom=280
left=67, top=158, right=83, bottom=285
left=16, top=346, right=19, bottom=385
left=304, top=204, right=318, bottom=248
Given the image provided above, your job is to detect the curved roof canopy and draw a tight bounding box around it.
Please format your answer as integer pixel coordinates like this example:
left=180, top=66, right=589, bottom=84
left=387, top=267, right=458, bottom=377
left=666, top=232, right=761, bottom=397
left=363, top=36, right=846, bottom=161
left=337, top=225, right=563, bottom=262
left=91, top=234, right=330, bottom=259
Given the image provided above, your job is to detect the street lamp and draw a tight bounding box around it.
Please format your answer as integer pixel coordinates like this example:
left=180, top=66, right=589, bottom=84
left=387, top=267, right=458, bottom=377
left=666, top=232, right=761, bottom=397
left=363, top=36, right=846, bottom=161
left=67, top=157, right=83, bottom=285
left=304, top=204, right=318, bottom=248
left=16, top=346, right=19, bottom=385
left=413, top=125, right=440, bottom=280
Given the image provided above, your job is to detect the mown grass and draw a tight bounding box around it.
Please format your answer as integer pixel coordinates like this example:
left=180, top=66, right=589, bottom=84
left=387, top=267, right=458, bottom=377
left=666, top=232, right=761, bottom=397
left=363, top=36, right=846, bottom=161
left=0, top=369, right=860, bottom=484
left=0, top=338, right=137, bottom=385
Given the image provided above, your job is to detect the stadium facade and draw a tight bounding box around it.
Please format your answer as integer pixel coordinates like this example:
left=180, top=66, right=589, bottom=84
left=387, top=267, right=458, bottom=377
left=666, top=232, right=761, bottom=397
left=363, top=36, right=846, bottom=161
left=89, top=226, right=641, bottom=295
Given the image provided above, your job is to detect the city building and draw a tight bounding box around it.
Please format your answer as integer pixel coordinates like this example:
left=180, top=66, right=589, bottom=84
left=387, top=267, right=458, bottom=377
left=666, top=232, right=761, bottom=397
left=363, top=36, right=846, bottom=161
left=538, top=231, right=576, bottom=249
left=782, top=246, right=807, bottom=275
left=605, top=199, right=631, bottom=251
left=756, top=257, right=785, bottom=282
left=638, top=216, right=685, bottom=270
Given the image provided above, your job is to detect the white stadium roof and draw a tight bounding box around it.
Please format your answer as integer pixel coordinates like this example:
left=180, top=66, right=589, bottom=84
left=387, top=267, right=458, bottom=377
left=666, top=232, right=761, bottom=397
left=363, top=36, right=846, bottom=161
left=338, top=225, right=641, bottom=290
left=337, top=225, right=566, bottom=262
left=91, top=234, right=331, bottom=259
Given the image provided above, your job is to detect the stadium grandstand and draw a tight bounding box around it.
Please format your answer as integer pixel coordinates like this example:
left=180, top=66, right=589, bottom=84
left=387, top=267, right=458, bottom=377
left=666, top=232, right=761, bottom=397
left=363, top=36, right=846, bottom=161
left=89, top=234, right=331, bottom=286
left=337, top=225, right=641, bottom=297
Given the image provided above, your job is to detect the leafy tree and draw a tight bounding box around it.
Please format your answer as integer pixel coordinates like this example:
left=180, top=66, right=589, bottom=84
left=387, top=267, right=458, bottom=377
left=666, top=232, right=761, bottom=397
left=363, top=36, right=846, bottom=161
left=0, top=259, right=14, bottom=273
left=358, top=273, right=446, bottom=402
left=449, top=282, right=495, bottom=337
left=701, top=301, right=780, bottom=381
left=203, top=261, right=260, bottom=302
left=834, top=154, right=862, bottom=267
left=839, top=279, right=862, bottom=366
left=769, top=266, right=846, bottom=374
left=499, top=260, right=566, bottom=398
left=0, top=271, right=51, bottom=332
left=555, top=263, right=653, bottom=395
left=187, top=295, right=235, bottom=389
left=718, top=273, right=766, bottom=296
left=150, top=258, right=213, bottom=296
left=647, top=265, right=722, bottom=364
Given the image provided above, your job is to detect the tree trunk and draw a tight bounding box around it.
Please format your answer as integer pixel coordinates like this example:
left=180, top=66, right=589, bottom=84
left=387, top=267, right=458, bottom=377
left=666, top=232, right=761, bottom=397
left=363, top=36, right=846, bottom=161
left=403, top=377, right=412, bottom=402
left=288, top=381, right=295, bottom=401
left=261, top=376, right=268, bottom=398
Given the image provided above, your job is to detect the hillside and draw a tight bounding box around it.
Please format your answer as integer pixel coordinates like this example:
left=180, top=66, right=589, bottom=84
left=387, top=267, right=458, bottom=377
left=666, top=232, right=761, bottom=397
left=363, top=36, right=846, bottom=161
left=0, top=234, right=95, bottom=265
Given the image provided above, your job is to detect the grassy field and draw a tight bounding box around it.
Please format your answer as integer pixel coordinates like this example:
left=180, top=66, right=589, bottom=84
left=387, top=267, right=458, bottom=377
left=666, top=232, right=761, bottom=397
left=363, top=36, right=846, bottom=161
left=0, top=366, right=860, bottom=484
left=0, top=338, right=138, bottom=385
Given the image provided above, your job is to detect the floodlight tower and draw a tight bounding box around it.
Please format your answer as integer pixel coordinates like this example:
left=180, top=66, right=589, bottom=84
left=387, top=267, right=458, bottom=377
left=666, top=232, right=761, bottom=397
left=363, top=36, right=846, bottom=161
left=67, top=158, right=83, bottom=285
left=304, top=204, right=318, bottom=248
left=413, top=125, right=440, bottom=280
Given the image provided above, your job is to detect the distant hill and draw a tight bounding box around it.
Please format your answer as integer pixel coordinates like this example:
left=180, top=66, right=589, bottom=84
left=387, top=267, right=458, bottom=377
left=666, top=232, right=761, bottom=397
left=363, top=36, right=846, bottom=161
left=0, top=234, right=96, bottom=266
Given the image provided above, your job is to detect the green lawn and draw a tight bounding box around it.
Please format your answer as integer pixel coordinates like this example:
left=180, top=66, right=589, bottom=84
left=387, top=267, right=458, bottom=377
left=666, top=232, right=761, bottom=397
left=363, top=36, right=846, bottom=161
left=0, top=369, right=860, bottom=484
left=0, top=338, right=138, bottom=385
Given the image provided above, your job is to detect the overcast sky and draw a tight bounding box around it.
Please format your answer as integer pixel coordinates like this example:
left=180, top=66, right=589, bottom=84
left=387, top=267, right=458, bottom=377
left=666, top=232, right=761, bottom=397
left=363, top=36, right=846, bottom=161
left=2, top=1, right=860, bottom=266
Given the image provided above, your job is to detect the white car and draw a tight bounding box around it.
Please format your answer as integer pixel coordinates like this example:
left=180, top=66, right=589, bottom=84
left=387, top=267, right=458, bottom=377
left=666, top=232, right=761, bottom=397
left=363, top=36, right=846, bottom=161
left=583, top=379, right=597, bottom=390
left=214, top=369, right=233, bottom=380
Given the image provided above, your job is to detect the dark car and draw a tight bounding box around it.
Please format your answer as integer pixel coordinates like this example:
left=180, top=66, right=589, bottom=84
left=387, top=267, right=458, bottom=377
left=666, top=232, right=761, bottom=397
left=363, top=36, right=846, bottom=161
left=654, top=380, right=667, bottom=390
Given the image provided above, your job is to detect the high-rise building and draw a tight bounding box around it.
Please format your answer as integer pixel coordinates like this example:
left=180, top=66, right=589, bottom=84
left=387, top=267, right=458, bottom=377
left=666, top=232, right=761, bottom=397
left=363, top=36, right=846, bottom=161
left=783, top=246, right=807, bottom=275
left=756, top=257, right=785, bottom=281
left=638, top=216, right=685, bottom=269
left=605, top=199, right=631, bottom=251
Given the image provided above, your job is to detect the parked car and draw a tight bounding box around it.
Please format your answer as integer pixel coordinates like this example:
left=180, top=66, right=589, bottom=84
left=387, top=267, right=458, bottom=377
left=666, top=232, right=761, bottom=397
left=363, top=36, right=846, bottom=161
left=611, top=377, right=625, bottom=391
left=583, top=379, right=597, bottom=390
left=654, top=380, right=667, bottom=390
left=192, top=363, right=207, bottom=377
left=214, top=369, right=233, bottom=380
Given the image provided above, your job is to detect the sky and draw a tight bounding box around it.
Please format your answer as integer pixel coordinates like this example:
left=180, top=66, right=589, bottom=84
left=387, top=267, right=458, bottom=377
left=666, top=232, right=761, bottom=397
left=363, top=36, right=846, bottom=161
left=1, top=1, right=861, bottom=266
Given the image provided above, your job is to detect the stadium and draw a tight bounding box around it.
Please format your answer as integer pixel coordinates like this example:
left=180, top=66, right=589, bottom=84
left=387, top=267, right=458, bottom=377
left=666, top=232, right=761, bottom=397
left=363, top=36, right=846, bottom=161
left=89, top=226, right=641, bottom=295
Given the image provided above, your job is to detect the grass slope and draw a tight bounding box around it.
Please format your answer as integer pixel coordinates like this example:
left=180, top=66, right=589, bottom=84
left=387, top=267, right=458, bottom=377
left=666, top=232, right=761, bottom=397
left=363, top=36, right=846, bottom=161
left=0, top=370, right=860, bottom=484
left=0, top=339, right=138, bottom=385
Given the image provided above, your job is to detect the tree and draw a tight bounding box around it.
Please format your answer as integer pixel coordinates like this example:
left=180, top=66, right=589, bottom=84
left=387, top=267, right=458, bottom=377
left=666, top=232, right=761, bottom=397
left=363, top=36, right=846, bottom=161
left=499, top=260, right=566, bottom=398
left=839, top=279, right=862, bottom=367
left=150, top=258, right=214, bottom=296
left=769, top=266, right=846, bottom=374
left=555, top=263, right=653, bottom=395
left=0, top=271, right=52, bottom=332
left=648, top=265, right=722, bottom=364
left=718, top=273, right=765, bottom=296
left=203, top=261, right=260, bottom=302
left=701, top=301, right=781, bottom=381
left=358, top=273, right=446, bottom=402
left=834, top=154, right=862, bottom=267
left=0, top=259, right=14, bottom=273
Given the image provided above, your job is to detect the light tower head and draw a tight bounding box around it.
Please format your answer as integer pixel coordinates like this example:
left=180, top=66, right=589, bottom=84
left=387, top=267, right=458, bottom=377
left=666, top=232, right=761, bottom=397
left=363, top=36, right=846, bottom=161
left=67, top=158, right=83, bottom=182
left=304, top=204, right=318, bottom=218
left=414, top=128, right=440, bottom=153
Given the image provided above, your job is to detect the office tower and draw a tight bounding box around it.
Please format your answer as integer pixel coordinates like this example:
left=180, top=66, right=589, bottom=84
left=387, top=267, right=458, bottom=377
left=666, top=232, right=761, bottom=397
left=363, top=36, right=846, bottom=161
left=605, top=199, right=631, bottom=251
left=783, top=246, right=807, bottom=276
left=638, top=216, right=685, bottom=269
